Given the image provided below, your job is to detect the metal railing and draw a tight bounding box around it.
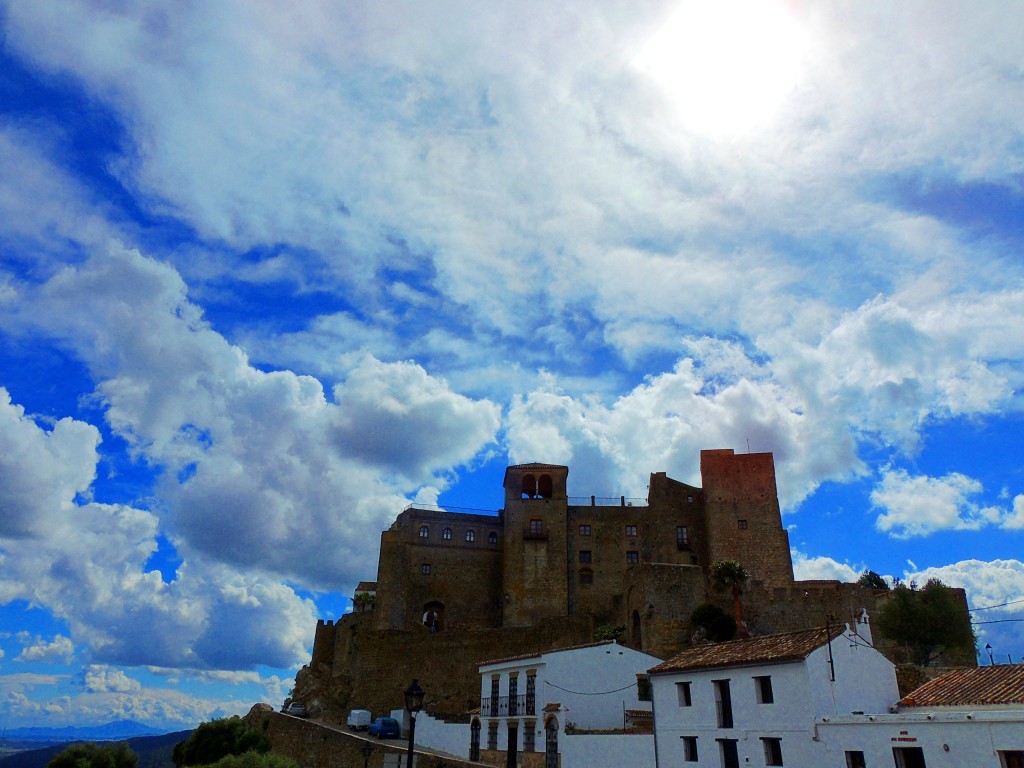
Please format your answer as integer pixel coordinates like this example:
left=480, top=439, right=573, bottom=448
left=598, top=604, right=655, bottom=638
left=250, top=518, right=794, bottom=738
left=568, top=496, right=648, bottom=507
left=481, top=695, right=531, bottom=717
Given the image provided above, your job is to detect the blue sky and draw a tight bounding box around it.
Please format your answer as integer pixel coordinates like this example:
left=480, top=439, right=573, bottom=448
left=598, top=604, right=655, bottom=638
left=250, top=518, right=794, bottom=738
left=1, top=0, right=1023, bottom=731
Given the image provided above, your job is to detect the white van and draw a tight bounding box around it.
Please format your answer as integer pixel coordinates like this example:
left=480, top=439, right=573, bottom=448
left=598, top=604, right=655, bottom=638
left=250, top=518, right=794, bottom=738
left=347, top=709, right=372, bottom=730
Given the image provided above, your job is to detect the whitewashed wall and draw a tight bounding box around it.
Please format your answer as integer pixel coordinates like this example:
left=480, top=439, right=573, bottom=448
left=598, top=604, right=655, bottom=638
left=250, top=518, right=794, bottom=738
left=560, top=732, right=655, bottom=768
left=390, top=709, right=471, bottom=760
left=818, top=711, right=1024, bottom=768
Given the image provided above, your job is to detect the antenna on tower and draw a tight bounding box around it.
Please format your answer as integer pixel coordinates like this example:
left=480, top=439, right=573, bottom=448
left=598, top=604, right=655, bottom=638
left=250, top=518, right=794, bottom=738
left=746, top=438, right=751, bottom=453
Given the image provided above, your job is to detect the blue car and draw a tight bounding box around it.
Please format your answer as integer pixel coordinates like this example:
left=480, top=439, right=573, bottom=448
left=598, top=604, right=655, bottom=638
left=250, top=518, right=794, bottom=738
left=368, top=717, right=401, bottom=739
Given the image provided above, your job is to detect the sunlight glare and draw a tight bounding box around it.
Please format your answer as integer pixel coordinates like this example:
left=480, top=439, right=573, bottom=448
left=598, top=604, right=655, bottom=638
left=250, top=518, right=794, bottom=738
left=633, top=0, right=810, bottom=136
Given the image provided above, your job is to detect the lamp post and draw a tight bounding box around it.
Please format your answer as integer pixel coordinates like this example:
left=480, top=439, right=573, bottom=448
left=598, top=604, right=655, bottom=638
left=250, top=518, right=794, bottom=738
left=404, top=679, right=425, bottom=768
left=360, top=741, right=373, bottom=768
left=985, top=643, right=994, bottom=665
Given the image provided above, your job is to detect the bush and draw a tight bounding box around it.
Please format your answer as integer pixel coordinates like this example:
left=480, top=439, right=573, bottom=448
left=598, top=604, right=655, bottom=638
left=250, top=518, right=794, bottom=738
left=206, top=753, right=298, bottom=768
left=48, top=743, right=137, bottom=768
left=877, top=579, right=974, bottom=666
left=690, top=603, right=737, bottom=642
left=172, top=717, right=269, bottom=768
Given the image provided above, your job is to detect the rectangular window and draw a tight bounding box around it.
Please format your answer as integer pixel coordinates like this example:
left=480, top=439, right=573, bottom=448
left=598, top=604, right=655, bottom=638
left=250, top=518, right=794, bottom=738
left=738, top=519, right=748, bottom=530
left=487, top=721, right=499, bottom=750
left=714, top=680, right=733, bottom=728
left=755, top=675, right=774, bottom=704
left=636, top=675, right=651, bottom=702
left=677, top=525, right=689, bottom=548
left=676, top=681, right=692, bottom=707
left=687, top=495, right=693, bottom=503
left=718, top=739, right=739, bottom=768
left=579, top=524, right=591, bottom=535
left=579, top=568, right=593, bottom=584
left=626, top=551, right=639, bottom=564
left=509, top=674, right=519, bottom=717
left=625, top=524, right=638, bottom=537
left=421, top=563, right=431, bottom=575
left=999, top=752, right=1024, bottom=768
left=762, top=737, right=783, bottom=766
left=892, top=747, right=926, bottom=768
left=682, top=736, right=698, bottom=762
left=845, top=752, right=867, bottom=768
left=524, top=721, right=536, bottom=752
left=579, top=550, right=592, bottom=564
left=530, top=518, right=543, bottom=535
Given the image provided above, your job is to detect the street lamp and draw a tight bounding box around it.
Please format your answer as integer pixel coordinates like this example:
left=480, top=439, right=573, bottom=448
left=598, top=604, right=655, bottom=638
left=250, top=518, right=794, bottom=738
left=404, top=679, right=425, bottom=768
left=985, top=643, right=994, bottom=666
left=360, top=741, right=373, bottom=768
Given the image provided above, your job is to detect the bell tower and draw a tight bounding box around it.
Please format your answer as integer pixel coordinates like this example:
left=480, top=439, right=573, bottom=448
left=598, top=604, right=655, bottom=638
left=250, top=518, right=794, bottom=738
left=500, top=463, right=570, bottom=627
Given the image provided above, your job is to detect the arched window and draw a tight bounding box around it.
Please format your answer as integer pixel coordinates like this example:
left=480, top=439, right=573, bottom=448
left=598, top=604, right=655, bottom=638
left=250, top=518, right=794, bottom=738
left=521, top=473, right=536, bottom=498
left=632, top=609, right=642, bottom=649
left=489, top=531, right=498, bottom=544
left=419, top=525, right=429, bottom=539
left=470, top=719, right=481, bottom=761
left=545, top=717, right=559, bottom=768
left=537, top=474, right=553, bottom=499
left=466, top=530, right=476, bottom=542
left=443, top=527, right=453, bottom=540
left=422, top=600, right=444, bottom=633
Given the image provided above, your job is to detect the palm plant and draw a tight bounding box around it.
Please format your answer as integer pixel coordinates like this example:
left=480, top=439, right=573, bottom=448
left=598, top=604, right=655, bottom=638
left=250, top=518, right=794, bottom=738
left=710, top=560, right=749, bottom=635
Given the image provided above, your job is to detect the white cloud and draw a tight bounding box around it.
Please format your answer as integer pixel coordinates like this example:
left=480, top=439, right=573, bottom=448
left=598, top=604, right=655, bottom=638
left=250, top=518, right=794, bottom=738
left=791, top=551, right=861, bottom=583
left=17, top=635, right=74, bottom=663
left=83, top=666, right=142, bottom=694
left=871, top=469, right=1020, bottom=538
left=0, top=389, right=100, bottom=539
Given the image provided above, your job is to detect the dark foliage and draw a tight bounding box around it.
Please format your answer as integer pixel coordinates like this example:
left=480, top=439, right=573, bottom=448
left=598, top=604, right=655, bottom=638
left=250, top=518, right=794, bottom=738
left=690, top=603, right=737, bottom=642
left=857, top=570, right=890, bottom=590
left=171, top=719, right=268, bottom=768
left=203, top=754, right=297, bottom=768
left=46, top=743, right=137, bottom=768
left=877, top=578, right=975, bottom=666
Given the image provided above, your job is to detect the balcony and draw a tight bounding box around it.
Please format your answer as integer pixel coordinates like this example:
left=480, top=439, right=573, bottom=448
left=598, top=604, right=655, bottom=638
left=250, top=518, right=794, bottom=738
left=480, top=694, right=531, bottom=717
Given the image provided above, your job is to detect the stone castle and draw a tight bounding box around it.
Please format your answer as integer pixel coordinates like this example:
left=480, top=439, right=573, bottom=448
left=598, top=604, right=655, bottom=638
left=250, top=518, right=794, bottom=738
left=297, top=449, right=892, bottom=720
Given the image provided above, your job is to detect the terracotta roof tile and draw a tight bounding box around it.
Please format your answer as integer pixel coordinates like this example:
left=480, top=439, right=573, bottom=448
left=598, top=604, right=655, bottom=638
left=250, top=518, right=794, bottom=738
left=542, top=703, right=562, bottom=712
left=901, top=665, right=1024, bottom=707
left=355, top=581, right=377, bottom=591
left=479, top=640, right=616, bottom=668
left=648, top=626, right=844, bottom=674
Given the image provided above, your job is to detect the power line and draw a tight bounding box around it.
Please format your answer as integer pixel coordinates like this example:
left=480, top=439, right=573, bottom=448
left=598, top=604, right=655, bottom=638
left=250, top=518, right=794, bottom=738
left=969, top=596, right=1024, bottom=613
left=544, top=680, right=637, bottom=696
left=973, top=618, right=1024, bottom=625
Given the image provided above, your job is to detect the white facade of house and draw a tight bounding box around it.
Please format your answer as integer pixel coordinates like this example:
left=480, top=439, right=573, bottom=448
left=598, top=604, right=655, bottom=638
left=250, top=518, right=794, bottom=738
left=477, top=640, right=660, bottom=764
left=650, top=622, right=899, bottom=768
left=816, top=708, right=1024, bottom=768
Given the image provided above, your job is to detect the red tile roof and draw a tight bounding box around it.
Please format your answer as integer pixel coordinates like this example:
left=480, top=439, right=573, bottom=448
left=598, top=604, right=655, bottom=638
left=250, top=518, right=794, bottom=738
left=479, top=640, right=617, bottom=668
left=648, top=626, right=845, bottom=674
left=355, top=581, right=377, bottom=592
left=901, top=665, right=1024, bottom=707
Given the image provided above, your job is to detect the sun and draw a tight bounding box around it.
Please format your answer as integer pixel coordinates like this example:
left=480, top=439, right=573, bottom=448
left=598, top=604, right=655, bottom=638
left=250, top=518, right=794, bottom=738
left=633, top=0, right=811, bottom=136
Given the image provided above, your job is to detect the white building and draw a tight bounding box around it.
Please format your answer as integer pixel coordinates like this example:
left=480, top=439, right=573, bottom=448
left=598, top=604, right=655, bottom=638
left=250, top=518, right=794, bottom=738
left=648, top=618, right=896, bottom=768
left=474, top=639, right=661, bottom=767
left=817, top=664, right=1024, bottom=768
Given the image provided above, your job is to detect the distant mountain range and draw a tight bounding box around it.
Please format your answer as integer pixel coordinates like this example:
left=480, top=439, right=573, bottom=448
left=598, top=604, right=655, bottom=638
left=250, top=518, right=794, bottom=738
left=2, top=720, right=165, bottom=743
left=0, top=729, right=192, bottom=768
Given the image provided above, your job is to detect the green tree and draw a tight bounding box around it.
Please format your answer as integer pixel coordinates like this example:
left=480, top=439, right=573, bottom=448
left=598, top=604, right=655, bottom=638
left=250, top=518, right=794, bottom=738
left=690, top=602, right=737, bottom=642
left=877, top=578, right=975, bottom=666
left=710, top=560, right=749, bottom=634
left=206, top=753, right=298, bottom=768
left=173, top=717, right=269, bottom=768
left=48, top=743, right=137, bottom=768
left=857, top=570, right=890, bottom=590
left=593, top=624, right=626, bottom=642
